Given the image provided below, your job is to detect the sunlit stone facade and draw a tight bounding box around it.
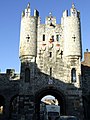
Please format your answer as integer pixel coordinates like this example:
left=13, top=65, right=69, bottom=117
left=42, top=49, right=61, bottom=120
left=0, top=3, right=89, bottom=120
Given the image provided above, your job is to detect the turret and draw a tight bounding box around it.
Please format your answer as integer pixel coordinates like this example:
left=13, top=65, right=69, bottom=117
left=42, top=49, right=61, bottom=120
left=19, top=3, right=39, bottom=63
left=62, top=3, right=82, bottom=58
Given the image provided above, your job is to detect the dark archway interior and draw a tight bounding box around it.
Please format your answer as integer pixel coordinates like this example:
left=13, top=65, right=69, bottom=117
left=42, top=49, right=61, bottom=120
left=35, top=87, right=66, bottom=119
left=0, top=95, right=5, bottom=114
left=0, top=96, right=4, bottom=106
left=9, top=95, right=19, bottom=119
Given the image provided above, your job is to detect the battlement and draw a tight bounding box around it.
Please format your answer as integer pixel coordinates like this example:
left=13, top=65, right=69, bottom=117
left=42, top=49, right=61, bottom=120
left=45, top=13, right=56, bottom=26
left=62, top=3, right=80, bottom=18
left=21, top=3, right=39, bottom=18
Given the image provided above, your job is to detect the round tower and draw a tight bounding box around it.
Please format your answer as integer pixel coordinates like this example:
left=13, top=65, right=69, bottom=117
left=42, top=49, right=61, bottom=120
left=19, top=3, right=39, bottom=63
left=62, top=3, right=82, bottom=58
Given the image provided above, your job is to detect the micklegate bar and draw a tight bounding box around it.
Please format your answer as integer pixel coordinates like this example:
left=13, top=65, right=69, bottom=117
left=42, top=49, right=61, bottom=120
left=0, top=3, right=90, bottom=120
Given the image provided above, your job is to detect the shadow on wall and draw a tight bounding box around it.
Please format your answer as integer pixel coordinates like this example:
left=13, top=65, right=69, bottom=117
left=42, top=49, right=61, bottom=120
left=82, top=64, right=90, bottom=120
left=0, top=61, right=83, bottom=120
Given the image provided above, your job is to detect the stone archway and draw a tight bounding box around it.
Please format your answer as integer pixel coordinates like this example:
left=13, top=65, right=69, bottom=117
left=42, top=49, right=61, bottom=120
left=9, top=95, right=19, bottom=119
left=35, top=86, right=66, bottom=119
left=0, top=95, right=5, bottom=115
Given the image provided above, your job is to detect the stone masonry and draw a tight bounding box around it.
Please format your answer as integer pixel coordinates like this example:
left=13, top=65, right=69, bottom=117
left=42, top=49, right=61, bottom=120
left=0, top=3, right=89, bottom=120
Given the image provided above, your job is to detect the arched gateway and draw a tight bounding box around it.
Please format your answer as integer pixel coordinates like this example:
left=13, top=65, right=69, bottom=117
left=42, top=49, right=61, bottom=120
left=35, top=87, right=66, bottom=118
left=18, top=3, right=84, bottom=120
left=0, top=2, right=89, bottom=120
left=2, top=2, right=82, bottom=120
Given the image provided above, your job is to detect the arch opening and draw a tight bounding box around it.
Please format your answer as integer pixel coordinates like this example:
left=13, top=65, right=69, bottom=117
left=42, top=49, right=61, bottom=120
left=35, top=87, right=66, bottom=120
left=9, top=95, right=19, bottom=119
left=0, top=95, right=5, bottom=115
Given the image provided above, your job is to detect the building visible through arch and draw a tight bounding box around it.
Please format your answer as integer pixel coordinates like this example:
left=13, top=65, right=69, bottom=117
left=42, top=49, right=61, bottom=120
left=35, top=87, right=66, bottom=119
left=0, top=2, right=90, bottom=120
left=0, top=96, right=5, bottom=115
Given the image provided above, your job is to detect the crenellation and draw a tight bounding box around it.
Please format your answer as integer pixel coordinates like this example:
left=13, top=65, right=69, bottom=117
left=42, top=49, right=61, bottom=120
left=70, top=5, right=77, bottom=17
left=21, top=10, right=25, bottom=18
left=0, top=3, right=88, bottom=120
left=77, top=11, right=80, bottom=19
left=34, top=9, right=39, bottom=17
left=45, top=15, right=56, bottom=25
left=63, top=10, right=68, bottom=18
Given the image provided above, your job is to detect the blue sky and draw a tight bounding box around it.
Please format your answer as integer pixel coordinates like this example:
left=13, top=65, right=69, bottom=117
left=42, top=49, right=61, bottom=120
left=0, top=0, right=90, bottom=73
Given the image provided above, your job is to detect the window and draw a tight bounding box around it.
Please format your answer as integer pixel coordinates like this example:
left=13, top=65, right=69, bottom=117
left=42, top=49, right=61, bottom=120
left=71, top=68, right=76, bottom=82
left=52, top=35, right=54, bottom=42
left=50, top=67, right=52, bottom=77
left=25, top=68, right=30, bottom=82
left=49, top=52, right=52, bottom=58
left=43, top=34, right=45, bottom=41
left=56, top=35, right=59, bottom=42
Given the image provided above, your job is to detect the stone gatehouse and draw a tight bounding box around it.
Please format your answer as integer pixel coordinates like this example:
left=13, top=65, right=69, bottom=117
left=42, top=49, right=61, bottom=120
left=0, top=3, right=90, bottom=120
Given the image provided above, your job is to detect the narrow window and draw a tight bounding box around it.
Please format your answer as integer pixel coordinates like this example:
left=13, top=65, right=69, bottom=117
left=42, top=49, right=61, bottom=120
left=56, top=35, right=59, bottom=42
left=50, top=52, right=52, bottom=58
left=50, top=67, right=52, bottom=77
left=43, top=34, right=45, bottom=41
left=25, top=68, right=30, bottom=82
left=71, top=68, right=76, bottom=82
left=52, top=35, right=54, bottom=42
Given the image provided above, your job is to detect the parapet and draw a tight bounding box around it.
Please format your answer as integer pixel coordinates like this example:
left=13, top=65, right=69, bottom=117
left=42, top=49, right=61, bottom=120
left=21, top=3, right=39, bottom=18
left=45, top=12, right=56, bottom=25
left=6, top=69, right=15, bottom=77
left=34, top=9, right=39, bottom=17
left=62, top=3, right=80, bottom=18
left=63, top=10, right=68, bottom=17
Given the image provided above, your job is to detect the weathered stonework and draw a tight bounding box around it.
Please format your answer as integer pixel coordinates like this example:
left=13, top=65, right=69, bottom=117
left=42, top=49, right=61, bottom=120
left=0, top=3, right=89, bottom=120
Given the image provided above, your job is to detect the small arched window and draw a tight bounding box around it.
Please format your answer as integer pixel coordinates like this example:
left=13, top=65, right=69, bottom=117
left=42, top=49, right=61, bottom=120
left=25, top=68, right=30, bottom=82
left=71, top=68, right=76, bottom=82
left=50, top=67, right=52, bottom=77
left=56, top=35, right=59, bottom=42
left=43, top=34, right=45, bottom=41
